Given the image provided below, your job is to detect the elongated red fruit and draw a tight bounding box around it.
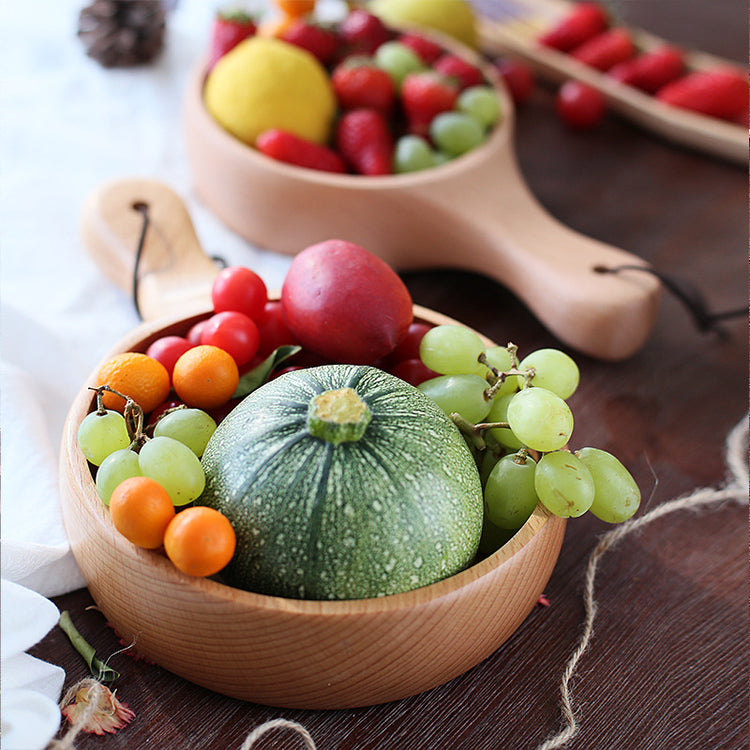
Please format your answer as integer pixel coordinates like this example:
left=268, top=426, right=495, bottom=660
left=256, top=129, right=346, bottom=173
left=538, top=2, right=609, bottom=52
left=655, top=69, right=749, bottom=121
left=609, top=46, right=685, bottom=94
left=570, top=28, right=635, bottom=71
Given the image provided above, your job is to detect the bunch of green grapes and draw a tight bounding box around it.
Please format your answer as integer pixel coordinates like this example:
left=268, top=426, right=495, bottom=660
left=416, top=325, right=641, bottom=533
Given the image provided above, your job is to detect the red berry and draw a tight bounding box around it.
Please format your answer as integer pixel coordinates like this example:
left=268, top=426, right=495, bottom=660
left=339, top=9, right=391, bottom=55
left=400, top=71, right=459, bottom=136
left=570, top=28, right=635, bottom=71
left=332, top=60, right=396, bottom=115
left=389, top=358, right=438, bottom=387
left=608, top=45, right=684, bottom=94
left=336, top=108, right=393, bottom=176
left=187, top=319, right=210, bottom=346
left=146, top=336, right=194, bottom=377
left=495, top=57, right=536, bottom=105
left=256, top=300, right=298, bottom=356
left=555, top=80, right=606, bottom=128
left=655, top=69, right=749, bottom=122
left=256, top=129, right=347, bottom=173
left=383, top=321, right=433, bottom=365
left=208, top=9, right=257, bottom=69
left=397, top=32, right=444, bottom=64
left=434, top=53, right=485, bottom=90
left=201, top=311, right=260, bottom=367
left=280, top=19, right=339, bottom=66
left=538, top=2, right=609, bottom=52
left=211, top=266, right=268, bottom=320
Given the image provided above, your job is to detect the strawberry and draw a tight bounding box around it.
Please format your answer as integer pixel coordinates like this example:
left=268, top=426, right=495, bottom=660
left=608, top=46, right=685, bottom=94
left=336, top=109, right=393, bottom=176
left=655, top=69, right=750, bottom=121
left=208, top=9, right=257, bottom=69
left=280, top=19, right=340, bottom=66
left=332, top=59, right=396, bottom=115
left=433, top=53, right=485, bottom=90
left=397, top=32, right=444, bottom=65
left=400, top=71, right=459, bottom=136
left=570, top=28, right=635, bottom=71
left=338, top=9, right=392, bottom=55
left=256, top=130, right=346, bottom=173
left=538, top=2, right=609, bottom=52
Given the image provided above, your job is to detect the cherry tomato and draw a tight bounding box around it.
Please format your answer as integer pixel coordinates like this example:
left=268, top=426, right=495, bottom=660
left=146, top=336, right=194, bottom=377
left=211, top=266, right=268, bottom=321
left=555, top=80, right=606, bottom=128
left=383, top=322, right=433, bottom=366
left=281, top=240, right=413, bottom=364
left=256, top=300, right=298, bottom=356
left=496, top=57, right=535, bottom=105
left=201, top=311, right=260, bottom=367
left=389, top=358, right=438, bottom=387
left=187, top=319, right=210, bottom=346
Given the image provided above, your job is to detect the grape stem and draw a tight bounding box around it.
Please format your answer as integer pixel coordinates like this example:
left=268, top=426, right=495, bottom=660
left=88, top=385, right=148, bottom=451
left=450, top=413, right=486, bottom=450
left=477, top=348, right=535, bottom=401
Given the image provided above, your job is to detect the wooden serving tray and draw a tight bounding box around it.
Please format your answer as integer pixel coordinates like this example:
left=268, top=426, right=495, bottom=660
left=472, top=0, right=748, bottom=165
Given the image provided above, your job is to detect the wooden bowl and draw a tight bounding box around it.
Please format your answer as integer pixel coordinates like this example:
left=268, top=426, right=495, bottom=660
left=182, top=35, right=660, bottom=362
left=59, top=305, right=566, bottom=709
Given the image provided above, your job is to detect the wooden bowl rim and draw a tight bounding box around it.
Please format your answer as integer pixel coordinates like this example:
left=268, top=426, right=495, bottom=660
left=64, top=303, right=558, bottom=618
left=185, top=29, right=517, bottom=192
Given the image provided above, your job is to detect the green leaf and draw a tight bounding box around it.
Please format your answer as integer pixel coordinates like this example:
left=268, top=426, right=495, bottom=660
left=233, top=345, right=302, bottom=398
left=59, top=610, right=120, bottom=682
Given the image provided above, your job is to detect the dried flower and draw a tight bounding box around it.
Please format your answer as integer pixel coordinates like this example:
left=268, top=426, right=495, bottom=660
left=537, top=594, right=551, bottom=607
left=61, top=679, right=135, bottom=735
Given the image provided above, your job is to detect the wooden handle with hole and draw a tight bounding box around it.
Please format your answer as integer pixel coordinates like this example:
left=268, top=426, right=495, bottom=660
left=80, top=179, right=219, bottom=322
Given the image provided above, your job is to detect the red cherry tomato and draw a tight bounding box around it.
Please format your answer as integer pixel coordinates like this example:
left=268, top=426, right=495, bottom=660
left=187, top=319, right=209, bottom=345
left=146, top=336, right=194, bottom=377
left=555, top=80, right=606, bottom=128
left=384, top=322, right=433, bottom=365
left=256, top=300, right=298, bottom=356
left=281, top=240, right=413, bottom=364
left=496, top=57, right=536, bottom=105
left=201, top=311, right=260, bottom=367
left=211, top=266, right=268, bottom=321
left=389, top=358, right=438, bottom=387
left=146, top=399, right=184, bottom=431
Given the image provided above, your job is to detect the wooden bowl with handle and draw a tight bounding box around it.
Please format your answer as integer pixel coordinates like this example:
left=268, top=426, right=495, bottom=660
left=182, top=30, right=660, bottom=362
left=62, top=184, right=567, bottom=709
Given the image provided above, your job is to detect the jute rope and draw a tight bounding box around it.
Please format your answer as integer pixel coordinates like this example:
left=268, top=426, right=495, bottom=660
left=241, top=718, right=317, bottom=750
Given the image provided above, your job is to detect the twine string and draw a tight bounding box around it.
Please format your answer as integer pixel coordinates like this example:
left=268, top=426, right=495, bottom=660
left=240, top=718, right=317, bottom=750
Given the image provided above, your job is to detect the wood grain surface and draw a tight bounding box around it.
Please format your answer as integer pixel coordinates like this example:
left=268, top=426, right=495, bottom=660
left=34, top=1, right=747, bottom=747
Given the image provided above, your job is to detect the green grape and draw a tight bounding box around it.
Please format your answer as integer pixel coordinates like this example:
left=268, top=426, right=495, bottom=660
left=138, top=436, right=205, bottom=506
left=432, top=151, right=451, bottom=167
left=77, top=409, right=130, bottom=466
left=393, top=135, right=435, bottom=173
left=429, top=112, right=486, bottom=157
left=485, top=392, right=523, bottom=450
left=518, top=348, right=580, bottom=400
left=479, top=448, right=501, bottom=487
left=576, top=447, right=641, bottom=523
left=417, top=374, right=491, bottom=423
left=153, top=408, right=217, bottom=458
left=484, top=453, right=538, bottom=529
left=96, top=448, right=141, bottom=505
left=374, top=41, right=424, bottom=87
left=534, top=450, right=595, bottom=518
left=482, top=345, right=519, bottom=397
left=456, top=85, right=501, bottom=129
left=419, top=324, right=486, bottom=376
left=506, top=387, right=573, bottom=452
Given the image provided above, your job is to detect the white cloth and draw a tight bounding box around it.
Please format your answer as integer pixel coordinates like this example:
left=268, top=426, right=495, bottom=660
left=0, top=0, right=291, bottom=746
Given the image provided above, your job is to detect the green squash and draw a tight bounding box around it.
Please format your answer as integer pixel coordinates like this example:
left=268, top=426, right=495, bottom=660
left=199, top=364, right=483, bottom=600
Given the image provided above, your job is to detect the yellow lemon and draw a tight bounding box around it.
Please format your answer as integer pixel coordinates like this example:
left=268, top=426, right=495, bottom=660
left=369, top=0, right=478, bottom=49
left=204, top=37, right=336, bottom=146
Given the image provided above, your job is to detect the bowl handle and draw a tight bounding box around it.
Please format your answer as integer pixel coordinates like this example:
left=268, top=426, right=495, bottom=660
left=80, top=178, right=218, bottom=322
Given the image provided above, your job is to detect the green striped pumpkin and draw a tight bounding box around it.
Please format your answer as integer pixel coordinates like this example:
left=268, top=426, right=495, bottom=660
left=199, top=364, right=483, bottom=600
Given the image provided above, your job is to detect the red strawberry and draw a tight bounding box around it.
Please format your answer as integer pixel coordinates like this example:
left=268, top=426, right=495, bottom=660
left=434, top=53, right=485, bottom=90
left=332, top=59, right=396, bottom=115
left=495, top=57, right=536, bottom=105
left=538, top=2, right=609, bottom=52
left=570, top=28, right=635, bottom=71
left=256, top=129, right=346, bottom=173
left=400, top=71, right=459, bottom=136
left=280, top=19, right=340, bottom=66
left=208, top=9, right=257, bottom=69
left=608, top=46, right=685, bottom=94
left=339, top=9, right=392, bottom=55
left=655, top=69, right=749, bottom=121
left=336, top=109, right=393, bottom=176
left=397, top=32, right=444, bottom=65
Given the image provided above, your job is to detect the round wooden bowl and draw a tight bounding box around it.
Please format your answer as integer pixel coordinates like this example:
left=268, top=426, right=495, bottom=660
left=60, top=304, right=567, bottom=709
left=182, top=35, right=660, bottom=362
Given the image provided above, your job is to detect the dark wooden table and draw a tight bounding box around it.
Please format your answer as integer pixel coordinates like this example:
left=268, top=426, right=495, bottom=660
left=34, top=2, right=748, bottom=748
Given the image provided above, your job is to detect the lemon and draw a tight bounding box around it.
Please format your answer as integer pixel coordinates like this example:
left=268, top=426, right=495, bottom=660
left=370, top=0, right=478, bottom=49
left=204, top=37, right=336, bottom=146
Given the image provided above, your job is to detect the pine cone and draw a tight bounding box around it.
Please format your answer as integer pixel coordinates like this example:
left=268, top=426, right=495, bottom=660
left=77, top=0, right=166, bottom=67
